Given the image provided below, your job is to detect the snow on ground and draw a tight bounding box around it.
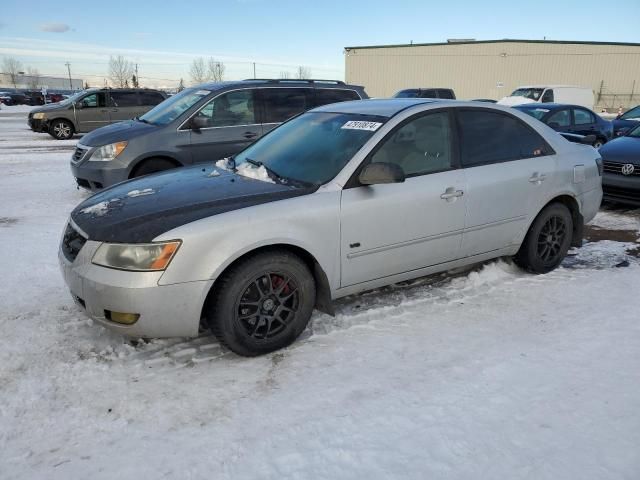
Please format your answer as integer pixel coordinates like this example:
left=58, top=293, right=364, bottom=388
left=1, top=110, right=640, bottom=480
left=0, top=104, right=36, bottom=114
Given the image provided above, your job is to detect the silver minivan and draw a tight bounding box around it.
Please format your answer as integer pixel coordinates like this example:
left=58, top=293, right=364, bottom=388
left=28, top=88, right=167, bottom=140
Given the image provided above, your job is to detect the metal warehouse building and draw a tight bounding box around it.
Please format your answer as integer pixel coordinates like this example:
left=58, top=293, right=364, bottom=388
left=344, top=39, right=640, bottom=110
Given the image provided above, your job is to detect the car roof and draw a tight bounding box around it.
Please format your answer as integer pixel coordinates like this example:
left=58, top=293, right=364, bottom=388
left=514, top=103, right=593, bottom=111
left=312, top=98, right=441, bottom=117
left=194, top=79, right=363, bottom=90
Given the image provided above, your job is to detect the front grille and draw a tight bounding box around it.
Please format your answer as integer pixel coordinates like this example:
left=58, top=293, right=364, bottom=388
left=71, top=145, right=90, bottom=164
left=61, top=222, right=87, bottom=262
left=603, top=161, right=640, bottom=176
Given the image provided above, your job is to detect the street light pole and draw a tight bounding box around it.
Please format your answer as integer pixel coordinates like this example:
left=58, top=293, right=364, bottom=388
left=65, top=62, right=72, bottom=89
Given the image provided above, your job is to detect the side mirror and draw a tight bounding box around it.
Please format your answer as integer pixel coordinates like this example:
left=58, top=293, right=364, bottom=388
left=190, top=116, right=208, bottom=131
left=359, top=162, right=405, bottom=185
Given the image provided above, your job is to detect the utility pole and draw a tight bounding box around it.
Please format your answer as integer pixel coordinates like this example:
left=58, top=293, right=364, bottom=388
left=65, top=62, right=72, bottom=89
left=253, top=62, right=256, bottom=79
left=135, top=63, right=139, bottom=86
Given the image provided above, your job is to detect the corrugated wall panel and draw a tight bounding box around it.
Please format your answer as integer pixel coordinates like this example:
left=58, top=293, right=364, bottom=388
left=345, top=42, right=640, bottom=108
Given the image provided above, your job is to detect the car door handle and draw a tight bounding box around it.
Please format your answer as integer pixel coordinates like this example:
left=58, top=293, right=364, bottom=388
left=529, top=173, right=547, bottom=183
left=440, top=188, right=464, bottom=200
left=243, top=132, right=258, bottom=139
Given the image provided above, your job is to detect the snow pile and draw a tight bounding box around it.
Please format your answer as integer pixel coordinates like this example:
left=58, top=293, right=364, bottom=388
left=236, top=162, right=275, bottom=183
left=215, top=158, right=234, bottom=171
left=589, top=210, right=640, bottom=232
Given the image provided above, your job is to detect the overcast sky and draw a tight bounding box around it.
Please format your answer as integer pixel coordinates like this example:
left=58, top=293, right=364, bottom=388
left=1, top=0, right=639, bottom=88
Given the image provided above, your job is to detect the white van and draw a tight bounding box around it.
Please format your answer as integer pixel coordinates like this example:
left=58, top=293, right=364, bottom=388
left=498, top=85, right=594, bottom=109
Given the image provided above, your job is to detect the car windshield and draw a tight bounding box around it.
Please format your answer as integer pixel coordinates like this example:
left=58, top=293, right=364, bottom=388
left=628, top=125, right=640, bottom=137
left=234, top=112, right=386, bottom=186
left=139, top=88, right=210, bottom=126
left=620, top=106, right=640, bottom=121
left=515, top=107, right=550, bottom=121
left=510, top=88, right=545, bottom=100
left=394, top=89, right=419, bottom=98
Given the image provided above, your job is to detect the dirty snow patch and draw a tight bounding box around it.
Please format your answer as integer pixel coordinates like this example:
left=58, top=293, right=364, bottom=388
left=79, top=198, right=119, bottom=216
left=589, top=210, right=640, bottom=232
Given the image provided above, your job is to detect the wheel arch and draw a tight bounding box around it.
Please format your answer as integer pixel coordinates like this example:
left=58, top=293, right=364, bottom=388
left=200, top=243, right=334, bottom=328
left=129, top=155, right=183, bottom=178
left=528, top=194, right=583, bottom=248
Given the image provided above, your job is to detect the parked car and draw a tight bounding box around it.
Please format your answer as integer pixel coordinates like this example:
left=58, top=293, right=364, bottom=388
left=26, top=91, right=65, bottom=105
left=28, top=88, right=167, bottom=140
left=69, top=79, right=368, bottom=190
left=0, top=92, right=14, bottom=105
left=598, top=124, right=640, bottom=205
left=612, top=105, right=640, bottom=137
left=514, top=103, right=613, bottom=148
left=60, top=99, right=602, bottom=356
left=498, top=85, right=594, bottom=109
left=393, top=88, right=456, bottom=99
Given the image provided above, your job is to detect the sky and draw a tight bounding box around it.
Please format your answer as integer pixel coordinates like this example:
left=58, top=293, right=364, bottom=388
left=1, top=0, right=639, bottom=89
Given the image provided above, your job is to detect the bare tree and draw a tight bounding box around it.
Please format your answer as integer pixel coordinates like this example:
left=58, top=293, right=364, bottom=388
left=109, top=55, right=134, bottom=88
left=207, top=58, right=225, bottom=82
left=26, top=66, right=40, bottom=89
left=131, top=74, right=139, bottom=88
left=279, top=71, right=291, bottom=79
left=2, top=57, right=22, bottom=88
left=296, top=66, right=311, bottom=79
left=190, top=57, right=207, bottom=85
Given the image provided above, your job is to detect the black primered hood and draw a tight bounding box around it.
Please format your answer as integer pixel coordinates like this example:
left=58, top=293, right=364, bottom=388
left=71, top=165, right=316, bottom=243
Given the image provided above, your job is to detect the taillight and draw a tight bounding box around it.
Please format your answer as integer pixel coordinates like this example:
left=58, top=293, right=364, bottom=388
left=595, top=157, right=603, bottom=176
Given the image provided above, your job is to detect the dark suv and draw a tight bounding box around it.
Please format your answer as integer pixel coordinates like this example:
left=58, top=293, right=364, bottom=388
left=28, top=88, right=167, bottom=140
left=70, top=79, right=368, bottom=190
left=393, top=88, right=456, bottom=100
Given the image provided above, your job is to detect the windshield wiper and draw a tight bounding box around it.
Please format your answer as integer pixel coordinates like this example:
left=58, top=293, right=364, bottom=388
left=245, top=158, right=287, bottom=183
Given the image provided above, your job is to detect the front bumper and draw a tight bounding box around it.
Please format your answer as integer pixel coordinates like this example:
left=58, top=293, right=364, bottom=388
left=603, top=172, right=640, bottom=206
left=28, top=117, right=48, bottom=132
left=58, top=235, right=210, bottom=338
left=70, top=152, right=131, bottom=191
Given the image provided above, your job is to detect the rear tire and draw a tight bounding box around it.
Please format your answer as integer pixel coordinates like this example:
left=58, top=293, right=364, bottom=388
left=514, top=203, right=573, bottom=274
left=207, top=251, right=316, bottom=357
left=49, top=119, right=74, bottom=140
left=130, top=158, right=178, bottom=178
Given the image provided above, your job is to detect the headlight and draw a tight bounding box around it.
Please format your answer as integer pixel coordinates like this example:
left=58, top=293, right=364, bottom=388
left=92, top=241, right=181, bottom=271
left=89, top=141, right=128, bottom=162
left=32, top=112, right=45, bottom=120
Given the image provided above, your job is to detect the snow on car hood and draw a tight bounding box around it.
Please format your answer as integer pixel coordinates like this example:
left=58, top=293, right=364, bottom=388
left=71, top=164, right=316, bottom=243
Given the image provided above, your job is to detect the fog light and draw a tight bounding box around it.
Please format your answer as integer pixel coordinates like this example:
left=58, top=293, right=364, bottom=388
left=106, top=311, right=140, bottom=325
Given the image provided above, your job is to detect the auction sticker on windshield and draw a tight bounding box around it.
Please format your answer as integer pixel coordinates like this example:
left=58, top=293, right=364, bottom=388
left=341, top=121, right=383, bottom=131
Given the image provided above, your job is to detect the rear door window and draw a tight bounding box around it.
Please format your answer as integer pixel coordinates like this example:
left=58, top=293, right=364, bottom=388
left=457, top=109, right=551, bottom=167
left=315, top=89, right=361, bottom=107
left=573, top=108, right=595, bottom=125
left=262, top=88, right=312, bottom=123
left=109, top=91, right=140, bottom=107
left=139, top=91, right=165, bottom=106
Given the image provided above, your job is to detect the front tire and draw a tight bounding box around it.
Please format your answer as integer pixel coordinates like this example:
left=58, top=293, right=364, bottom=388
left=49, top=119, right=74, bottom=140
left=207, top=251, right=316, bottom=357
left=515, top=203, right=573, bottom=274
left=130, top=158, right=178, bottom=178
